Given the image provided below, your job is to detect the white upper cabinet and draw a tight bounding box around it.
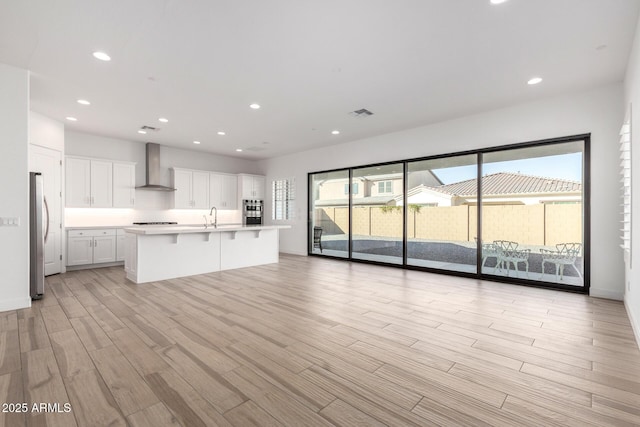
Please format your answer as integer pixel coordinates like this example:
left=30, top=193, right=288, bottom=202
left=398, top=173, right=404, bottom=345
left=238, top=174, right=265, bottom=200
left=112, top=162, right=136, bottom=208
left=172, top=169, right=193, bottom=209
left=89, top=159, right=113, bottom=208
left=192, top=171, right=210, bottom=209
left=65, top=157, right=91, bottom=207
left=66, top=157, right=113, bottom=207
left=210, top=173, right=238, bottom=209
left=66, top=156, right=135, bottom=208
left=171, top=168, right=209, bottom=209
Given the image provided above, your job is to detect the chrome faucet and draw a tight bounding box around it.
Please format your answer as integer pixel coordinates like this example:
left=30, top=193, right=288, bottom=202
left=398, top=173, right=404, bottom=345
left=209, top=206, right=218, bottom=228
left=203, top=215, right=208, bottom=229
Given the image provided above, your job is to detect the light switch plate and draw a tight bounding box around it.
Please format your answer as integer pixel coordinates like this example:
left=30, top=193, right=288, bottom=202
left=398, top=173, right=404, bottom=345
left=0, top=217, right=20, bottom=226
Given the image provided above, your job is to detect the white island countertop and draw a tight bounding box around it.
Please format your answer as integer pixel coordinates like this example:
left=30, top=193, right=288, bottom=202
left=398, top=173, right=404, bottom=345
left=123, top=224, right=290, bottom=235
left=122, top=224, right=290, bottom=284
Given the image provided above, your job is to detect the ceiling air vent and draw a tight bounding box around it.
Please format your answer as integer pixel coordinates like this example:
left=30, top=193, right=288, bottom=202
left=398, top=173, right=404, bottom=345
left=140, top=125, right=160, bottom=131
left=349, top=108, right=374, bottom=118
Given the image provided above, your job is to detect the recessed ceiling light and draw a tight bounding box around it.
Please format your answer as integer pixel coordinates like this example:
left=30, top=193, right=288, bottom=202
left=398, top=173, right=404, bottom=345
left=527, top=77, right=543, bottom=85
left=217, top=131, right=226, bottom=136
left=138, top=130, right=147, bottom=134
left=249, top=103, right=261, bottom=109
left=92, top=51, right=111, bottom=61
left=331, top=130, right=340, bottom=135
left=236, top=148, right=243, bottom=152
left=193, top=140, right=201, bottom=145
left=490, top=0, right=508, bottom=4
left=158, top=117, right=169, bottom=123
left=65, top=116, right=77, bottom=121
left=77, top=99, right=90, bottom=105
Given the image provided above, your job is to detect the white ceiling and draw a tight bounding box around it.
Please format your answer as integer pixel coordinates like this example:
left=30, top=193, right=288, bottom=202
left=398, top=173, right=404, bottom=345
left=1, top=1, right=638, bottom=159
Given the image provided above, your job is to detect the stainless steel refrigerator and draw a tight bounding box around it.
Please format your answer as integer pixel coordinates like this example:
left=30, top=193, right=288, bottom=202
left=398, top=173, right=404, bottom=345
left=29, top=172, right=46, bottom=300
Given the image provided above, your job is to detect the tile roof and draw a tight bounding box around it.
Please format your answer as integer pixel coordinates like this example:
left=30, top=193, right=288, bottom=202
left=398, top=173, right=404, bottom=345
left=431, top=172, right=582, bottom=196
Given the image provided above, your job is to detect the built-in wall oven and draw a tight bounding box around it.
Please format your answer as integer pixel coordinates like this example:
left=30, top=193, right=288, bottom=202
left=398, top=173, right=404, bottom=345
left=243, top=199, right=263, bottom=225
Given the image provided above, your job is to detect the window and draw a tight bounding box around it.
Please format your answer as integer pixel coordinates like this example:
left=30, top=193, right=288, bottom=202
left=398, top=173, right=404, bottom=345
left=272, top=177, right=295, bottom=220
left=344, top=182, right=359, bottom=194
left=378, top=181, right=392, bottom=193
left=309, top=134, right=588, bottom=293
left=620, top=111, right=632, bottom=262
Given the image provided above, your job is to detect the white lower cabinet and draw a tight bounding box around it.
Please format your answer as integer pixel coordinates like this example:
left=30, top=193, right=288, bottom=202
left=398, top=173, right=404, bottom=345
left=67, top=229, right=119, bottom=266
left=67, top=234, right=93, bottom=265
left=124, top=233, right=137, bottom=277
left=116, top=229, right=126, bottom=261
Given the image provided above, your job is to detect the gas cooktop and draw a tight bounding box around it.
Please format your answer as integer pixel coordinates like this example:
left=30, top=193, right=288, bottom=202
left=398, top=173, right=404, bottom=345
left=132, top=221, right=178, bottom=225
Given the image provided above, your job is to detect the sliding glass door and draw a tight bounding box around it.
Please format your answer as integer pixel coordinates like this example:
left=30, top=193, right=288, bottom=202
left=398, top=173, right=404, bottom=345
left=406, top=155, right=477, bottom=273
left=308, top=135, right=588, bottom=292
left=480, top=141, right=585, bottom=287
left=309, top=170, right=350, bottom=257
left=351, top=163, right=404, bottom=265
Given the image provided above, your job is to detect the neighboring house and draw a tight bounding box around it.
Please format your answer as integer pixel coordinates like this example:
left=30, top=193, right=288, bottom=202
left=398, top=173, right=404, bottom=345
left=395, top=172, right=582, bottom=206
left=314, top=170, right=441, bottom=207
left=316, top=171, right=581, bottom=207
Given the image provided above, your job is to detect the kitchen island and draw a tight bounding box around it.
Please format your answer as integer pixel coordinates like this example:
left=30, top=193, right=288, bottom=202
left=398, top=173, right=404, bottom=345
left=123, top=224, right=290, bottom=284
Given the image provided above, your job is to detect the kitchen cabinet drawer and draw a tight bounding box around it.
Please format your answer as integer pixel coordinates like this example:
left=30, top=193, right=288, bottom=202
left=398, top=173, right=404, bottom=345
left=68, top=228, right=116, bottom=237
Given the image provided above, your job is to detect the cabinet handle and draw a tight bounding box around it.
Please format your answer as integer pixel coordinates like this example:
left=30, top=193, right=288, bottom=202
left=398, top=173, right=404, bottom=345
left=95, top=240, right=98, bottom=247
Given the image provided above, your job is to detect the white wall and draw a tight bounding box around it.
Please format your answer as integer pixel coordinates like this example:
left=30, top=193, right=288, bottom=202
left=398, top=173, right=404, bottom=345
left=64, top=131, right=262, bottom=226
left=29, top=111, right=64, bottom=151
left=0, top=63, right=30, bottom=311
left=624, top=13, right=640, bottom=346
left=261, top=84, right=624, bottom=300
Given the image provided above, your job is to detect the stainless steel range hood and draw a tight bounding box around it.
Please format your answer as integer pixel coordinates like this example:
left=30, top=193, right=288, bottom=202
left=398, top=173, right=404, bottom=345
left=135, top=143, right=176, bottom=191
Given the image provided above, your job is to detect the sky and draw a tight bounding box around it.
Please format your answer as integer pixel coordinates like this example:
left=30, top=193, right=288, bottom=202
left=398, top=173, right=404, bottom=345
left=433, top=153, right=583, bottom=185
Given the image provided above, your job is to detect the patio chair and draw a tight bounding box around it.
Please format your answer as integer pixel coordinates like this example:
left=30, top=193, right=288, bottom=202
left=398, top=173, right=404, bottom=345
left=475, top=237, right=501, bottom=272
left=540, top=243, right=582, bottom=281
left=313, top=226, right=323, bottom=253
left=493, top=240, right=530, bottom=278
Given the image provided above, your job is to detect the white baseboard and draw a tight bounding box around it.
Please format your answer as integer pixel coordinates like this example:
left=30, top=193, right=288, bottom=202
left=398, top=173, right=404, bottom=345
left=0, top=296, right=31, bottom=313
left=589, top=287, right=624, bottom=301
left=280, top=249, right=308, bottom=256
left=66, top=261, right=124, bottom=271
left=624, top=297, right=640, bottom=351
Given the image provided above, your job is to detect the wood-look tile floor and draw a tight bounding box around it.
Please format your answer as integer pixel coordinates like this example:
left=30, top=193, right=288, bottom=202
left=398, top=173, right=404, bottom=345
left=1, top=254, right=640, bottom=426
